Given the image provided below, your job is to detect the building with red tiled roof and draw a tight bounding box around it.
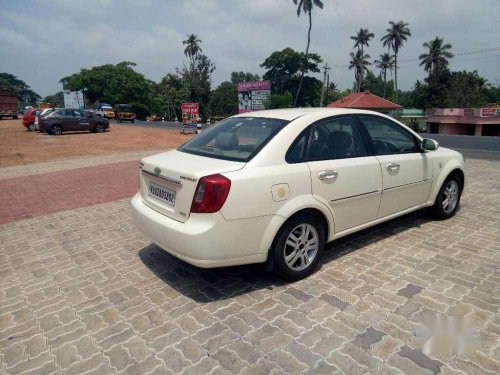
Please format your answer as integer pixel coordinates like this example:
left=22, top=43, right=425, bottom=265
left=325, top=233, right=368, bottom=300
left=327, top=91, right=401, bottom=113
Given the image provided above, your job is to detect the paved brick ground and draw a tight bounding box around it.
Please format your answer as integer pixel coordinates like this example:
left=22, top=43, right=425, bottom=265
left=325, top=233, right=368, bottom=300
left=0, top=157, right=499, bottom=374
left=0, top=161, right=139, bottom=225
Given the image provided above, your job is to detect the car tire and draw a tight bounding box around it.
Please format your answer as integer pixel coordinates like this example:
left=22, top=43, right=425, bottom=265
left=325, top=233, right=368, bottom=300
left=28, top=124, right=37, bottom=131
left=50, top=125, right=62, bottom=136
left=94, top=123, right=105, bottom=133
left=272, top=214, right=325, bottom=281
left=430, top=174, right=462, bottom=220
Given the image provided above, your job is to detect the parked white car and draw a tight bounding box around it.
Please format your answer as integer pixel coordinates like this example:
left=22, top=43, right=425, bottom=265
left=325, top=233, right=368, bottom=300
left=132, top=108, right=465, bottom=280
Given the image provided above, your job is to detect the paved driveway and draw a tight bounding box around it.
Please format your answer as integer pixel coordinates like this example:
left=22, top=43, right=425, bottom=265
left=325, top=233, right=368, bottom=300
left=0, top=156, right=499, bottom=374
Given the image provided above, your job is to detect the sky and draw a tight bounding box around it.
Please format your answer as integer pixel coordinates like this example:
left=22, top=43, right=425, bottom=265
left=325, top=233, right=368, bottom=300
left=1, top=0, right=499, bottom=98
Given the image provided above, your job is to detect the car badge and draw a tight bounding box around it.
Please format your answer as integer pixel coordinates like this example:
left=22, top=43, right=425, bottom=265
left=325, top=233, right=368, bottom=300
left=154, top=167, right=161, bottom=176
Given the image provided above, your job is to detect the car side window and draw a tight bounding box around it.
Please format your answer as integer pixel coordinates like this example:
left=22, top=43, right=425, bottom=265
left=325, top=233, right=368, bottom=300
left=308, top=116, right=368, bottom=161
left=286, top=126, right=311, bottom=163
left=358, top=115, right=418, bottom=155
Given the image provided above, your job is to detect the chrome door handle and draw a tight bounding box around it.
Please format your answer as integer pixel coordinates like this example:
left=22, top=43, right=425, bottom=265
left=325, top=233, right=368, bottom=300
left=386, top=162, right=400, bottom=172
left=318, top=170, right=338, bottom=181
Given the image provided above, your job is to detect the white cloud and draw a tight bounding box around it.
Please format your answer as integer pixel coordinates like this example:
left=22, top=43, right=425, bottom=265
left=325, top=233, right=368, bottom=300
left=1, top=0, right=498, bottom=96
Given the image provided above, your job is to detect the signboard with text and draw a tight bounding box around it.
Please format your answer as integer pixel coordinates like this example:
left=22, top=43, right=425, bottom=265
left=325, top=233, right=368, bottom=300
left=238, top=80, right=271, bottom=113
left=181, top=102, right=199, bottom=134
left=64, top=91, right=84, bottom=109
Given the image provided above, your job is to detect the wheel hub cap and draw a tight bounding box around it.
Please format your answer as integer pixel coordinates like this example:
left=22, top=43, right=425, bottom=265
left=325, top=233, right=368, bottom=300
left=284, top=224, right=319, bottom=271
left=442, top=180, right=459, bottom=214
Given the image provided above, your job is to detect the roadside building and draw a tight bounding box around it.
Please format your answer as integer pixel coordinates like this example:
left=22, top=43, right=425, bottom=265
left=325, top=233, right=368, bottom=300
left=426, top=108, right=500, bottom=137
left=327, top=91, right=401, bottom=114
left=394, top=109, right=427, bottom=132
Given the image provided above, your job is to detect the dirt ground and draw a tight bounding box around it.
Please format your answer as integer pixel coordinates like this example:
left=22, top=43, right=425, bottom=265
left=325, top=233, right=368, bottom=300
left=0, top=119, right=194, bottom=167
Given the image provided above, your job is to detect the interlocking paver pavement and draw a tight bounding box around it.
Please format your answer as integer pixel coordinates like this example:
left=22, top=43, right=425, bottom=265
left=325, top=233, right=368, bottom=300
left=0, top=157, right=499, bottom=374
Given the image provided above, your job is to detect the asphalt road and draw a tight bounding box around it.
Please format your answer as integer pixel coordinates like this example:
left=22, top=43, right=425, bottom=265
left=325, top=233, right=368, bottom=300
left=114, top=121, right=500, bottom=159
left=422, top=133, right=500, bottom=160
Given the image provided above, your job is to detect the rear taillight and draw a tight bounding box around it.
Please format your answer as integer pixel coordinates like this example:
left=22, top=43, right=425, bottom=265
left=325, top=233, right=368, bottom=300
left=191, top=174, right=231, bottom=213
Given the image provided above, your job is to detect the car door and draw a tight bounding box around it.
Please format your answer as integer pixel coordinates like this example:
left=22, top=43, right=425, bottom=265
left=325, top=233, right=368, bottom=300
left=306, top=116, right=382, bottom=233
left=357, top=115, right=433, bottom=218
left=72, top=109, right=90, bottom=131
left=59, top=109, right=78, bottom=131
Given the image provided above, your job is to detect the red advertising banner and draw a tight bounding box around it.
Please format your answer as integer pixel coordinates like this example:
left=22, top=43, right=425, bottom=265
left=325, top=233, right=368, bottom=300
left=181, top=102, right=199, bottom=134
left=480, top=107, right=495, bottom=117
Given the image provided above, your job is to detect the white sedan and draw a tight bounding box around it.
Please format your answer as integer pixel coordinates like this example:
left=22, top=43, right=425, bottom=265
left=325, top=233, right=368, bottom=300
left=132, top=108, right=464, bottom=280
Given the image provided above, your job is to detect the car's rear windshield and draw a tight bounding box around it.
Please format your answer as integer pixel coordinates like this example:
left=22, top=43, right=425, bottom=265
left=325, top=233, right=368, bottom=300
left=178, top=117, right=288, bottom=162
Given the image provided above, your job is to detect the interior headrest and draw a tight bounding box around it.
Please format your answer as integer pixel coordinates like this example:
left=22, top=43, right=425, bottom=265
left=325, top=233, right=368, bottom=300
left=215, top=133, right=239, bottom=150
left=327, top=131, right=352, bottom=149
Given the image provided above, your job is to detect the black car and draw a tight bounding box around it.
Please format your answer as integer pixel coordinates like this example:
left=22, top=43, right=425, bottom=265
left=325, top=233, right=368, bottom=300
left=39, top=108, right=110, bottom=135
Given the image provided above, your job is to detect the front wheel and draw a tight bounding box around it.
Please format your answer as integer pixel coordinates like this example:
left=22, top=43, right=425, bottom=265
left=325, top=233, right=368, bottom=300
left=272, top=214, right=325, bottom=281
left=431, top=174, right=462, bottom=219
left=28, top=124, right=37, bottom=131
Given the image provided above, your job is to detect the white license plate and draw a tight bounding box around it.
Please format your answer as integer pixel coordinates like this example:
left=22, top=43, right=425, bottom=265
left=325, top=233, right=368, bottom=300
left=148, top=182, right=176, bottom=206
left=35, top=118, right=39, bottom=125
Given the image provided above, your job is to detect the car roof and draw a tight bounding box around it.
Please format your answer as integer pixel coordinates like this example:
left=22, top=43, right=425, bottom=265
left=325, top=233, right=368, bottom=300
left=232, top=107, right=392, bottom=121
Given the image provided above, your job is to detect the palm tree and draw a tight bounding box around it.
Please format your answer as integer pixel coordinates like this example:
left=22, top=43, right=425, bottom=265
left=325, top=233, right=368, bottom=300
left=349, top=50, right=371, bottom=92
left=380, top=21, right=411, bottom=100
left=292, top=0, right=324, bottom=107
left=419, top=37, right=454, bottom=78
left=350, top=28, right=374, bottom=91
left=183, top=34, right=202, bottom=65
left=374, top=53, right=395, bottom=98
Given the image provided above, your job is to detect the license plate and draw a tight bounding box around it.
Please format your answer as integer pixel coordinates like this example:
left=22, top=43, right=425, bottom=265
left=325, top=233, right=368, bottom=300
left=148, top=182, right=176, bottom=206
left=35, top=118, right=39, bottom=125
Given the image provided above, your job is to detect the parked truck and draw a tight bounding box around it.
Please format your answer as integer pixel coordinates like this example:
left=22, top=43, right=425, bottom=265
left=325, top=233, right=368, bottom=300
left=0, top=88, right=19, bottom=119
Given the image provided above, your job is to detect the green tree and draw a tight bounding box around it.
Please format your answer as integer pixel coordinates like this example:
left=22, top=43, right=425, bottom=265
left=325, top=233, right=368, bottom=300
left=381, top=21, right=411, bottom=100
left=292, top=0, right=324, bottom=107
left=210, top=81, right=238, bottom=117
left=177, top=53, right=216, bottom=121
left=350, top=28, right=374, bottom=90
left=183, top=34, right=202, bottom=68
left=419, top=37, right=454, bottom=78
left=363, top=70, right=394, bottom=99
left=260, top=47, right=322, bottom=106
left=0, top=73, right=41, bottom=106
left=230, top=71, right=261, bottom=84
left=155, top=73, right=189, bottom=120
left=60, top=62, right=154, bottom=109
left=374, top=53, right=394, bottom=98
left=42, top=91, right=64, bottom=107
left=443, top=70, right=489, bottom=107
left=264, top=92, right=293, bottom=109
left=349, top=49, right=371, bottom=92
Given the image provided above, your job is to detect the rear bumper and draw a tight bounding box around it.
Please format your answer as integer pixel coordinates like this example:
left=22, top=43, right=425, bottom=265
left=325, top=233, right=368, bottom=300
left=131, top=192, right=269, bottom=268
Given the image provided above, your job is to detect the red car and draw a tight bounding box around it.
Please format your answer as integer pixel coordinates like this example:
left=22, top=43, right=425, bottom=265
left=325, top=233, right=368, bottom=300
left=22, top=108, right=41, bottom=131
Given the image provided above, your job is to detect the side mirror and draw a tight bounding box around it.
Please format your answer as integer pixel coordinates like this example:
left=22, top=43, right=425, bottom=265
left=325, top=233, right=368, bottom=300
left=421, top=138, right=439, bottom=151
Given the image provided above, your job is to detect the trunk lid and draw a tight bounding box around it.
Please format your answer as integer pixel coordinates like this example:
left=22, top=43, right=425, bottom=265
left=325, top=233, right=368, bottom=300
left=140, top=150, right=245, bottom=223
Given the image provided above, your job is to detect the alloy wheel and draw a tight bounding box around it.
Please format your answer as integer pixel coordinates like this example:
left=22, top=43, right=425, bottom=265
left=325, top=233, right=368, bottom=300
left=442, top=180, right=459, bottom=214
left=284, top=224, right=319, bottom=271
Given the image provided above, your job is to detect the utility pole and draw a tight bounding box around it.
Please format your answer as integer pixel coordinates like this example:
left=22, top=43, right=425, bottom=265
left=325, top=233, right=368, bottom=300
left=320, top=63, right=331, bottom=107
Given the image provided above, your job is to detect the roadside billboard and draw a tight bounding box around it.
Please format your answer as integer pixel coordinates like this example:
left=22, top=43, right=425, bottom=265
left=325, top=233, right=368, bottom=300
left=238, top=80, right=271, bottom=113
left=181, top=102, right=199, bottom=134
left=63, top=91, right=84, bottom=109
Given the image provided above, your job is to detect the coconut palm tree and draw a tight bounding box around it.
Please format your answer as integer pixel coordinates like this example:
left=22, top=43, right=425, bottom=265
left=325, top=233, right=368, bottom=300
left=380, top=21, right=411, bottom=100
left=374, top=53, right=395, bottom=98
left=183, top=34, right=202, bottom=65
left=349, top=50, right=371, bottom=92
left=292, top=0, right=324, bottom=107
left=419, top=37, right=454, bottom=78
left=350, top=28, right=374, bottom=91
